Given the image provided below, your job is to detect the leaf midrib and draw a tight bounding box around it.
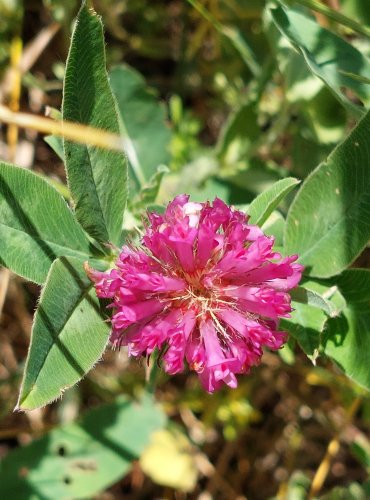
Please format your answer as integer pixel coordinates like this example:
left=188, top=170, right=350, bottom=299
left=0, top=222, right=91, bottom=259
left=64, top=10, right=112, bottom=242
left=75, top=82, right=109, bottom=240
left=20, top=283, right=94, bottom=403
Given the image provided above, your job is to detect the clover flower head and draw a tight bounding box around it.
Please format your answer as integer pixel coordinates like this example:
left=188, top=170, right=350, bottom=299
left=90, top=195, right=303, bottom=392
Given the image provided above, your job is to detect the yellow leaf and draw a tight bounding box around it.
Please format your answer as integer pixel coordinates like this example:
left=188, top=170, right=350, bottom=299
left=140, top=429, right=198, bottom=492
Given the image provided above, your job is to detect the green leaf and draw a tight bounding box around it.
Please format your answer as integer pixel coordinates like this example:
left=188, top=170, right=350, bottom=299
left=290, top=287, right=337, bottom=317
left=221, top=25, right=261, bottom=77
left=0, top=395, right=165, bottom=498
left=284, top=108, right=370, bottom=278
left=264, top=6, right=323, bottom=104
left=351, top=431, right=370, bottom=469
left=109, top=64, right=172, bottom=191
left=247, top=177, right=300, bottom=226
left=281, top=302, right=326, bottom=361
left=331, top=268, right=370, bottom=304
left=284, top=471, right=310, bottom=500
left=217, top=102, right=260, bottom=170
left=132, top=165, right=169, bottom=210
left=17, top=256, right=110, bottom=410
left=261, top=210, right=285, bottom=246
left=0, top=162, right=95, bottom=284
left=302, top=87, right=347, bottom=145
left=226, top=158, right=285, bottom=196
left=44, top=134, right=65, bottom=161
left=320, top=482, right=369, bottom=500
left=291, top=280, right=346, bottom=318
left=341, top=0, right=370, bottom=26
left=140, top=428, right=198, bottom=492
left=158, top=155, right=230, bottom=205
left=291, top=131, right=333, bottom=179
left=322, top=269, right=370, bottom=391
left=63, top=2, right=127, bottom=245
left=339, top=71, right=370, bottom=86
left=271, top=5, right=370, bottom=115
left=235, top=207, right=285, bottom=245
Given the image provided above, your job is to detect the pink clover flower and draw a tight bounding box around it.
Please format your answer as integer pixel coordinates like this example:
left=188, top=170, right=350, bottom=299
left=89, top=195, right=303, bottom=392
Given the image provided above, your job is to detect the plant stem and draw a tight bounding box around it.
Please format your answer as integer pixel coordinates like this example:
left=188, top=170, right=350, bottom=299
left=287, top=0, right=370, bottom=38
left=187, top=0, right=261, bottom=76
left=145, top=350, right=160, bottom=396
left=0, top=105, right=125, bottom=152
left=308, top=396, right=362, bottom=499
left=1, top=35, right=23, bottom=320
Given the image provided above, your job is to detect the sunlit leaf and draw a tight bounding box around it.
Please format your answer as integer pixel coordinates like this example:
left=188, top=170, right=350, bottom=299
left=291, top=280, right=346, bottom=318
left=271, top=5, right=370, bottom=115
left=63, top=2, right=127, bottom=245
left=17, top=256, right=109, bottom=410
left=323, top=269, right=370, bottom=391
left=1, top=396, right=165, bottom=498
left=44, top=134, right=65, bottom=161
left=284, top=108, right=370, bottom=278
left=132, top=165, right=169, bottom=210
left=247, top=177, right=299, bottom=226
left=110, top=64, right=172, bottom=191
left=281, top=303, right=326, bottom=361
left=217, top=102, right=260, bottom=170
left=0, top=162, right=95, bottom=284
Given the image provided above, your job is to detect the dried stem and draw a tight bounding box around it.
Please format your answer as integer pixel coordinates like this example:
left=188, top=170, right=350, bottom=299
left=308, top=396, right=362, bottom=499
left=186, top=0, right=260, bottom=76
left=0, top=35, right=23, bottom=319
left=0, top=269, right=11, bottom=317
left=0, top=23, right=60, bottom=101
left=0, top=105, right=125, bottom=153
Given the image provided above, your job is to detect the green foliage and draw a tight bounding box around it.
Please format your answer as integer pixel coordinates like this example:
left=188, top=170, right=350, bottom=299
left=17, top=256, right=110, bottom=410
left=285, top=107, right=370, bottom=278
left=217, top=102, right=260, bottom=170
left=187, top=0, right=261, bottom=77
left=0, top=395, right=165, bottom=498
left=169, top=95, right=202, bottom=170
left=0, top=0, right=23, bottom=74
left=351, top=430, right=370, bottom=469
left=284, top=471, right=310, bottom=500
left=320, top=482, right=369, bottom=500
left=63, top=2, right=127, bottom=245
left=247, top=177, right=300, bottom=226
left=261, top=210, right=285, bottom=245
left=131, top=165, right=169, bottom=210
left=284, top=268, right=370, bottom=391
left=0, top=162, right=95, bottom=284
left=109, top=64, right=172, bottom=191
left=290, top=286, right=343, bottom=318
left=281, top=302, right=326, bottom=361
left=271, top=4, right=370, bottom=115
left=44, top=135, right=65, bottom=161
left=341, top=0, right=370, bottom=25
left=323, top=269, right=370, bottom=391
